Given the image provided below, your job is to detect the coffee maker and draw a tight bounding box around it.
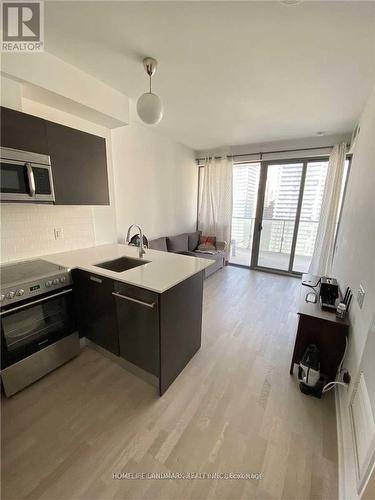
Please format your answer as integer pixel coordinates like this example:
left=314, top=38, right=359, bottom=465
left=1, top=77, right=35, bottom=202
left=320, top=277, right=339, bottom=310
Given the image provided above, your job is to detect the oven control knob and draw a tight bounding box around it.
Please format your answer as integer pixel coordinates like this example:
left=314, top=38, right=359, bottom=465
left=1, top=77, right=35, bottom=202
left=16, top=289, right=25, bottom=296
left=0, top=294, right=5, bottom=302
left=6, top=291, right=15, bottom=299
left=60, top=276, right=66, bottom=283
left=45, top=280, right=53, bottom=287
left=52, top=278, right=59, bottom=285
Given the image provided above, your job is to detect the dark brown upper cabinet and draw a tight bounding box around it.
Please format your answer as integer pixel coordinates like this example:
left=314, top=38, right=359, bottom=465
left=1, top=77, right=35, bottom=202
left=0, top=106, right=110, bottom=206
left=0, top=106, right=48, bottom=154
left=46, top=121, right=109, bottom=205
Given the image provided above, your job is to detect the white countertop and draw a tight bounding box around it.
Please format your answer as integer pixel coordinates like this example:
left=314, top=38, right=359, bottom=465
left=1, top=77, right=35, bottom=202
left=43, top=244, right=213, bottom=293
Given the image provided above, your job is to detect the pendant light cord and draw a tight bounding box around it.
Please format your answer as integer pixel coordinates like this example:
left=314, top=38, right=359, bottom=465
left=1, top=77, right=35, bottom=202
left=149, top=74, right=152, bottom=93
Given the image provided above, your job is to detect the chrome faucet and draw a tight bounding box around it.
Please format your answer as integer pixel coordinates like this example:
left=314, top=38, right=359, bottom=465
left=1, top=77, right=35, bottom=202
left=126, top=224, right=146, bottom=258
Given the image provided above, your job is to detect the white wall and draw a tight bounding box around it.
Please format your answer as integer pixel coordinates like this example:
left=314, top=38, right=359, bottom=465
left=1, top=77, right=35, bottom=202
left=1, top=75, right=22, bottom=111
left=112, top=110, right=197, bottom=242
left=333, top=86, right=375, bottom=500
left=332, top=86, right=375, bottom=388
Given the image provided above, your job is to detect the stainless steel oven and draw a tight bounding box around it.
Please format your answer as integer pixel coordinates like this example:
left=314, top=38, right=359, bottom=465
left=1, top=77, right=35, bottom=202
left=0, top=259, right=79, bottom=396
left=1, top=288, right=75, bottom=365
left=0, top=147, right=55, bottom=203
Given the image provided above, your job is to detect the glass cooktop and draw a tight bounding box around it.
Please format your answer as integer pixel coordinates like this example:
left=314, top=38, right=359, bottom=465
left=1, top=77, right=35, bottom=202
left=0, top=259, right=66, bottom=287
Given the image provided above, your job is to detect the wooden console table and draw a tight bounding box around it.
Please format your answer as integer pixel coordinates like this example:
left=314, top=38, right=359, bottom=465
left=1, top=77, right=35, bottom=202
left=290, top=274, right=349, bottom=382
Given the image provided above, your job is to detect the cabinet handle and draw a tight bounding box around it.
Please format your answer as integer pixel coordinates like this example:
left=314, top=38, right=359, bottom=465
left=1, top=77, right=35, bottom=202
left=90, top=276, right=102, bottom=283
left=112, top=291, right=156, bottom=309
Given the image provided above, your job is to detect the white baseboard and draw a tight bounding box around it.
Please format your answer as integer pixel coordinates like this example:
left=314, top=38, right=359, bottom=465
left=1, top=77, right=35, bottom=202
left=335, top=385, right=359, bottom=500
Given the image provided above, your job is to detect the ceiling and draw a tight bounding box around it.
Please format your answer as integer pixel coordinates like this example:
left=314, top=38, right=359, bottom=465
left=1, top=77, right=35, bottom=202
left=44, top=1, right=375, bottom=151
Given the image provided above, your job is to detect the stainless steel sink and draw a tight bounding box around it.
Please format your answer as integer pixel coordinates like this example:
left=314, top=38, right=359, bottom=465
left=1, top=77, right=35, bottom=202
left=95, top=256, right=150, bottom=273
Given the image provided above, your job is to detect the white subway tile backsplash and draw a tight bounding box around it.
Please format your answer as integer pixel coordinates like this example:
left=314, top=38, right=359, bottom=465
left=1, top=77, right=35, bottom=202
left=0, top=204, right=95, bottom=263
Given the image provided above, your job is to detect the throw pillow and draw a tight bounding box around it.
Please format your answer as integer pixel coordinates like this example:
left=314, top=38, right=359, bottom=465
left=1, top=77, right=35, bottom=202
left=197, top=235, right=216, bottom=252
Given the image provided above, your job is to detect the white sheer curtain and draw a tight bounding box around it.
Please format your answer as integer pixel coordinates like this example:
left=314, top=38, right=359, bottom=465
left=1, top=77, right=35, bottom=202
left=308, top=143, right=347, bottom=276
left=198, top=156, right=233, bottom=254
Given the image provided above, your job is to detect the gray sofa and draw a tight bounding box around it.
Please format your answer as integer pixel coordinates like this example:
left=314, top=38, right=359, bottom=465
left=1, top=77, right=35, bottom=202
left=149, top=231, right=226, bottom=278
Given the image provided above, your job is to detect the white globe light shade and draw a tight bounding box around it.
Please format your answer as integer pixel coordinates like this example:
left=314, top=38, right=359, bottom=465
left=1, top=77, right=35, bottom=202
left=137, top=92, right=163, bottom=125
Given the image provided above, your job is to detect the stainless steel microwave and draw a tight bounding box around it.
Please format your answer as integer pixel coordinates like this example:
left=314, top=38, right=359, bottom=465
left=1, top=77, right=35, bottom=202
left=0, top=147, right=55, bottom=203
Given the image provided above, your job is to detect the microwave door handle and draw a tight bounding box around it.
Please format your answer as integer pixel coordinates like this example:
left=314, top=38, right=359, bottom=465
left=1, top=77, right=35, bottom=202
left=26, top=162, right=36, bottom=197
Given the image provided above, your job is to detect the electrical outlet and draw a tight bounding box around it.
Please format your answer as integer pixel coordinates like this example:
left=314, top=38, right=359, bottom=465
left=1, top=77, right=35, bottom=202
left=357, top=285, right=365, bottom=309
left=54, top=227, right=64, bottom=240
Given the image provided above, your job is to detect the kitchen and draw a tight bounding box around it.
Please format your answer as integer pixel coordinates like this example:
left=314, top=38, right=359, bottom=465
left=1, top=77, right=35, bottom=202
left=0, top=106, right=211, bottom=397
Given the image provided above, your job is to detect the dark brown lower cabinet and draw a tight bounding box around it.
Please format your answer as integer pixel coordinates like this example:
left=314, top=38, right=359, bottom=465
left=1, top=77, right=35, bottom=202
left=159, top=271, right=204, bottom=395
left=113, top=282, right=160, bottom=377
left=72, top=270, right=119, bottom=355
left=73, top=269, right=204, bottom=395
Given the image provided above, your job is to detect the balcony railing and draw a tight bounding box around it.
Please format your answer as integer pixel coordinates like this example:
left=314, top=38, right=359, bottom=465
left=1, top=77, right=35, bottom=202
left=230, top=216, right=319, bottom=271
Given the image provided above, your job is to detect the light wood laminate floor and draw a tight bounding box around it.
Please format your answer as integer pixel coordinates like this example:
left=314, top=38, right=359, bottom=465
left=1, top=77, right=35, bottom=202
left=1, top=267, right=338, bottom=500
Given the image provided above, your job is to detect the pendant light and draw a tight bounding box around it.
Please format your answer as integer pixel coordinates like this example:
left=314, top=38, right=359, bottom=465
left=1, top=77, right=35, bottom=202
left=137, top=57, right=163, bottom=125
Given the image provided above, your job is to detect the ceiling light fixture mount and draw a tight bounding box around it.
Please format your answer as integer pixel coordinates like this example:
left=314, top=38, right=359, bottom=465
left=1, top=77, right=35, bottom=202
left=137, top=57, right=163, bottom=125
left=143, top=57, right=157, bottom=79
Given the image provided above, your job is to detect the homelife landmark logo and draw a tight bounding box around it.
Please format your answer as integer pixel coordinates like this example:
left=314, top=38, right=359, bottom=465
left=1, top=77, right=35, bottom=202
left=1, top=1, right=44, bottom=52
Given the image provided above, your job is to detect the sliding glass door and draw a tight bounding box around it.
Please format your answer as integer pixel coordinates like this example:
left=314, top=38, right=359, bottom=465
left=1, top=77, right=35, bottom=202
left=257, top=162, right=304, bottom=271
left=253, top=159, right=329, bottom=274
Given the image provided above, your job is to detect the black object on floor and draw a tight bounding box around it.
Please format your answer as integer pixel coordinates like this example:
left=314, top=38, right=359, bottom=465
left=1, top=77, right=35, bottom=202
left=299, top=373, right=329, bottom=399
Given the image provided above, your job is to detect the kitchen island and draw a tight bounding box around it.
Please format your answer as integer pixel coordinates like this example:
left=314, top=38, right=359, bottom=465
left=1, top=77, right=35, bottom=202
left=44, top=244, right=213, bottom=395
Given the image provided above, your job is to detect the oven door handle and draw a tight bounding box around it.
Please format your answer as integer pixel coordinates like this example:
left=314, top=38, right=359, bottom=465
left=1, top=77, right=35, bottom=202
left=0, top=288, right=73, bottom=316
